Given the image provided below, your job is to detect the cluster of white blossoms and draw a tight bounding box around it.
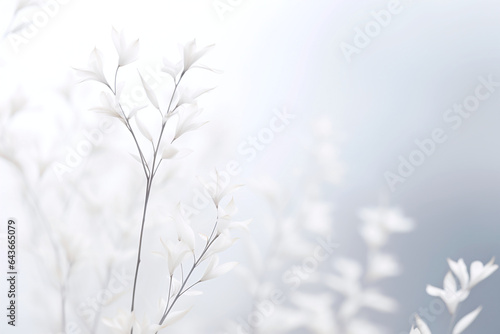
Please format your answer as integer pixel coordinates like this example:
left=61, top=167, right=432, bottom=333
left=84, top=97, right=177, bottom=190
left=410, top=257, right=498, bottom=334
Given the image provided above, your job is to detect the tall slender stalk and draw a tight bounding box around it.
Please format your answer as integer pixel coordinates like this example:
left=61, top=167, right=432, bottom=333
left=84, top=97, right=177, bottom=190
left=104, top=66, right=185, bottom=333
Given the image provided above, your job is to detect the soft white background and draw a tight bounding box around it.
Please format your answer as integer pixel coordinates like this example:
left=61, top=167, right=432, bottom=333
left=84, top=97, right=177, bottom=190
left=1, top=0, right=500, bottom=333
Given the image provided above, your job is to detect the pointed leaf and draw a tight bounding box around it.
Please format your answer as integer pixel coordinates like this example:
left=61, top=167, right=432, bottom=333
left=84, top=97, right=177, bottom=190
left=138, top=72, right=159, bottom=109
left=135, top=116, right=153, bottom=142
left=415, top=314, right=431, bottom=334
left=453, top=306, right=482, bottom=334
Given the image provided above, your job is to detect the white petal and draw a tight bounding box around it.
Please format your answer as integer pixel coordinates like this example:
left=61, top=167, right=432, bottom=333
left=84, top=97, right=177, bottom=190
left=174, top=211, right=195, bottom=251
left=444, top=271, right=457, bottom=293
left=138, top=72, right=159, bottom=109
left=448, top=258, right=469, bottom=290
left=426, top=285, right=445, bottom=298
left=162, top=146, right=179, bottom=159
left=162, top=57, right=183, bottom=79
left=469, top=258, right=498, bottom=288
left=452, top=306, right=482, bottom=334
left=135, top=116, right=153, bottom=142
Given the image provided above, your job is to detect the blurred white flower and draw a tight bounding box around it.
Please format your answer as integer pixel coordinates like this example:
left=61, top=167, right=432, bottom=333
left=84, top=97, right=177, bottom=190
left=173, top=105, right=208, bottom=141
left=426, top=271, right=469, bottom=314
left=327, top=257, right=398, bottom=319
left=199, top=171, right=242, bottom=207
left=199, top=255, right=237, bottom=282
left=447, top=258, right=469, bottom=290
left=172, top=208, right=196, bottom=252
left=182, top=39, right=214, bottom=72
left=367, top=252, right=401, bottom=281
left=92, top=92, right=125, bottom=124
left=301, top=199, right=333, bottom=234
left=469, top=257, right=498, bottom=288
left=290, top=292, right=338, bottom=333
left=427, top=258, right=497, bottom=314
left=74, top=48, right=108, bottom=86
left=156, top=239, right=190, bottom=275
left=161, top=57, right=183, bottom=81
left=112, top=28, right=140, bottom=67
left=358, top=207, right=414, bottom=248
left=216, top=198, right=251, bottom=235
left=175, top=86, right=215, bottom=109
left=414, top=314, right=431, bottom=334
left=201, top=230, right=237, bottom=261
left=346, top=319, right=384, bottom=334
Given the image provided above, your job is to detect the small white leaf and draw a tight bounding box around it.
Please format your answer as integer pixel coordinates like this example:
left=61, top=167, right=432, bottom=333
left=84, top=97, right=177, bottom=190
left=170, top=277, right=181, bottom=297
left=162, top=57, right=183, bottom=79
left=162, top=146, right=179, bottom=159
left=135, top=116, right=153, bottom=142
left=138, top=71, right=159, bottom=109
left=453, top=306, right=482, bottom=334
left=174, top=209, right=195, bottom=251
left=127, top=104, right=147, bottom=119
left=200, top=255, right=238, bottom=282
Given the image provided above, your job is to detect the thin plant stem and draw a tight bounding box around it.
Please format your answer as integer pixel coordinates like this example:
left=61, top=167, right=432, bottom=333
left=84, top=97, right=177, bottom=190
left=130, top=180, right=151, bottom=315
left=156, top=219, right=219, bottom=331
left=447, top=305, right=460, bottom=334
left=165, top=274, right=173, bottom=311
left=116, top=68, right=185, bottom=334
left=60, top=263, right=73, bottom=333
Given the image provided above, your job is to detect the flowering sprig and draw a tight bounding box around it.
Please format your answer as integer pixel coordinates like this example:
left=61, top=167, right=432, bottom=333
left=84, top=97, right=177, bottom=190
left=152, top=178, right=247, bottom=332
left=76, top=29, right=231, bottom=333
left=410, top=257, right=498, bottom=334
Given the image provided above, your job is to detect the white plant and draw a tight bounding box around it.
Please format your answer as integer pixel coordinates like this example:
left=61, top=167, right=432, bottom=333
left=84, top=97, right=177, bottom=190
left=76, top=29, right=242, bottom=333
left=410, top=258, right=498, bottom=334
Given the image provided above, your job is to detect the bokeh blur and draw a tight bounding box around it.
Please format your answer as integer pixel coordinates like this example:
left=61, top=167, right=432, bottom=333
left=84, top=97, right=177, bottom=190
left=1, top=1, right=499, bottom=333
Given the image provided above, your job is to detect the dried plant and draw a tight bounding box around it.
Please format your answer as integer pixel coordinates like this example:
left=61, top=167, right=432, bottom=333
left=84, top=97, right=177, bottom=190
left=75, top=29, right=245, bottom=333
left=410, top=257, right=498, bottom=334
